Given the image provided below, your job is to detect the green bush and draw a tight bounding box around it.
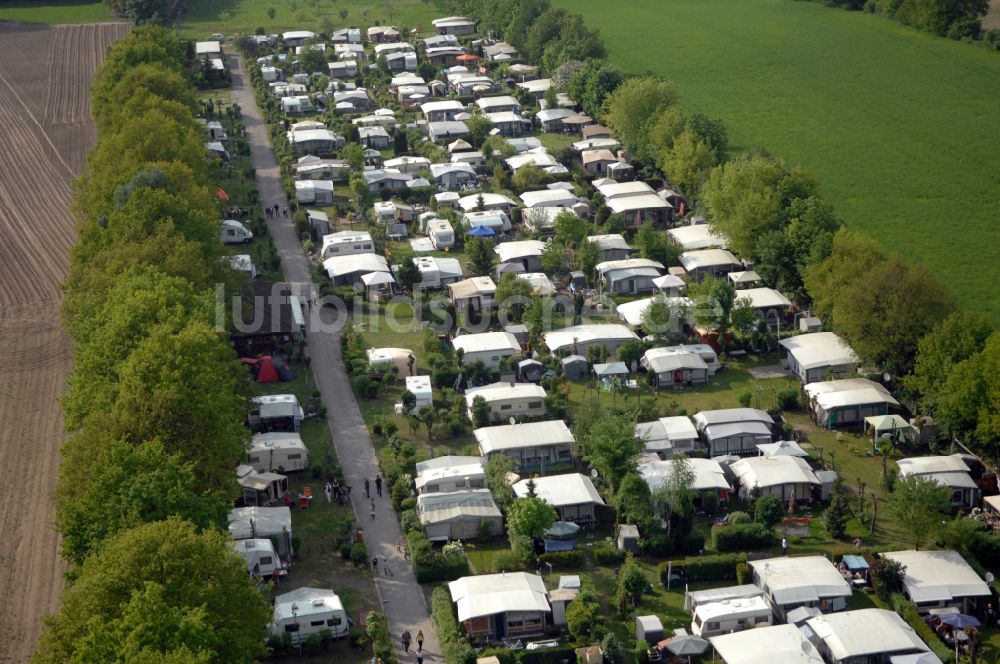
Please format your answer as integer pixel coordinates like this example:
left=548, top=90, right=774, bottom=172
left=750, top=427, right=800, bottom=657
left=492, top=549, right=526, bottom=572
left=736, top=562, right=748, bottom=584
left=728, top=510, right=751, bottom=525
left=539, top=550, right=584, bottom=568
left=415, top=556, right=470, bottom=583
left=516, top=645, right=579, bottom=664
left=897, top=597, right=954, bottom=662
left=659, top=553, right=747, bottom=585
left=754, top=495, right=785, bottom=527
left=350, top=542, right=368, bottom=567
left=479, top=647, right=515, bottom=664
left=400, top=509, right=420, bottom=533
left=406, top=529, right=433, bottom=565
left=712, top=524, right=775, bottom=551
left=433, top=586, right=476, bottom=664
left=777, top=388, right=799, bottom=411
left=591, top=546, right=627, bottom=566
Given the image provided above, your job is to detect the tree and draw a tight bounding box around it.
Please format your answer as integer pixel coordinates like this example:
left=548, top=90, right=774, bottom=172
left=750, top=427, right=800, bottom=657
left=617, top=340, right=644, bottom=372
left=299, top=43, right=328, bottom=74
left=495, top=271, right=535, bottom=323
left=641, top=294, right=684, bottom=338
left=580, top=412, right=644, bottom=493
left=540, top=240, right=568, bottom=275
left=471, top=395, right=491, bottom=428
left=267, top=5, right=276, bottom=20
left=687, top=113, right=729, bottom=161
left=658, top=127, right=717, bottom=199
left=341, top=141, right=365, bottom=172
left=485, top=454, right=516, bottom=512
left=754, top=495, right=785, bottom=527
left=903, top=311, right=994, bottom=412
left=575, top=237, right=601, bottom=282
left=105, top=320, right=251, bottom=492
left=889, top=475, right=951, bottom=549
left=825, top=490, right=851, bottom=540
left=465, top=114, right=493, bottom=148
left=806, top=232, right=954, bottom=377
left=401, top=389, right=417, bottom=414
left=33, top=518, right=269, bottom=663
left=507, top=496, right=557, bottom=540
left=730, top=297, right=758, bottom=344
left=634, top=222, right=680, bottom=266
left=565, top=589, right=603, bottom=640
left=418, top=404, right=436, bottom=440
left=466, top=237, right=494, bottom=277
left=617, top=553, right=647, bottom=611
left=615, top=472, right=652, bottom=526
left=602, top=76, right=680, bottom=162
left=936, top=332, right=1000, bottom=449
left=871, top=557, right=907, bottom=602
left=396, top=257, right=421, bottom=293
left=96, top=63, right=198, bottom=132
left=701, top=156, right=792, bottom=258
left=601, top=632, right=625, bottom=664
left=58, top=438, right=228, bottom=567
left=512, top=164, right=549, bottom=193
left=567, top=61, right=624, bottom=119
left=652, top=456, right=696, bottom=539
left=553, top=210, right=591, bottom=248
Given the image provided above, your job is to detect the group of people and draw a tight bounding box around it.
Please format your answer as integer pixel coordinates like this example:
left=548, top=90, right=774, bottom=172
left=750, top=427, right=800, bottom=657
left=401, top=629, right=425, bottom=663
left=223, top=204, right=248, bottom=218
left=264, top=205, right=287, bottom=218
left=323, top=478, right=351, bottom=505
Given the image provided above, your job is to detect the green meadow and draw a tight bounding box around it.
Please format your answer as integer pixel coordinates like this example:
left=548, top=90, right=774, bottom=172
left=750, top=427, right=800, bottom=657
left=558, top=0, right=1000, bottom=320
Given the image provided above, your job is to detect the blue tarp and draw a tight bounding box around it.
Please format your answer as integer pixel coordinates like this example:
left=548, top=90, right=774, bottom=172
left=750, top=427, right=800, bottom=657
left=544, top=539, right=577, bottom=552
left=468, top=225, right=496, bottom=237
left=842, top=554, right=869, bottom=570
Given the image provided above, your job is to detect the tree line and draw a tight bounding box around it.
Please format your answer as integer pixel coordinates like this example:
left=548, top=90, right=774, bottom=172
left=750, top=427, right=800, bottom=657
left=440, top=0, right=998, bottom=454
left=805, top=0, right=999, bottom=48
left=34, top=26, right=270, bottom=662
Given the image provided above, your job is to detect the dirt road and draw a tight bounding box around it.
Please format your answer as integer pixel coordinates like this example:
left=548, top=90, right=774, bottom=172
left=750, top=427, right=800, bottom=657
left=0, top=21, right=129, bottom=663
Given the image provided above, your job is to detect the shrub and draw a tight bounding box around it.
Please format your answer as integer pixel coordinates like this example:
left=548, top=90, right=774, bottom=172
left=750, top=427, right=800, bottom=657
left=728, top=510, right=751, bottom=525
left=712, top=524, right=775, bottom=552
left=350, top=541, right=368, bottom=566
left=777, top=388, right=799, bottom=411
left=686, top=553, right=747, bottom=581
left=591, top=546, right=626, bottom=566
left=478, top=648, right=515, bottom=664
left=754, top=495, right=785, bottom=527
left=738, top=391, right=752, bottom=407
left=366, top=612, right=397, bottom=664
left=897, top=596, right=954, bottom=662
left=406, top=529, right=433, bottom=565
left=492, top=549, right=526, bottom=572
left=539, top=550, right=584, bottom=568
left=400, top=509, right=420, bottom=534
left=566, top=590, right=603, bottom=640
left=736, top=562, right=748, bottom=584
left=518, top=645, right=579, bottom=664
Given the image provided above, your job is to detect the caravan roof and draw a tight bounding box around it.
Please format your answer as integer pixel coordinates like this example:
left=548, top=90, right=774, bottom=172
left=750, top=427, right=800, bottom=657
left=251, top=432, right=308, bottom=454
left=474, top=419, right=573, bottom=454
left=449, top=572, right=550, bottom=621
left=749, top=555, right=852, bottom=605
left=273, top=587, right=344, bottom=622
left=779, top=332, right=858, bottom=371
left=254, top=394, right=304, bottom=421
left=883, top=550, right=990, bottom=604
left=512, top=473, right=605, bottom=508
left=228, top=506, right=292, bottom=540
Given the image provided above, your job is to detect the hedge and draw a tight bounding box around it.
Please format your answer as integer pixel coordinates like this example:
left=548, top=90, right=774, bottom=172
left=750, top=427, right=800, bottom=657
left=415, top=557, right=470, bottom=583
left=539, top=550, right=584, bottom=568
left=432, top=586, right=475, bottom=664
left=894, top=594, right=954, bottom=662
left=591, top=546, right=626, bottom=566
left=711, top=523, right=775, bottom=551
left=658, top=553, right=747, bottom=586
left=516, top=645, right=578, bottom=664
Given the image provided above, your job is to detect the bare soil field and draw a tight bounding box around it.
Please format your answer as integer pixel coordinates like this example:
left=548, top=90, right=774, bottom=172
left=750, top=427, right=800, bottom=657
left=0, top=21, right=129, bottom=663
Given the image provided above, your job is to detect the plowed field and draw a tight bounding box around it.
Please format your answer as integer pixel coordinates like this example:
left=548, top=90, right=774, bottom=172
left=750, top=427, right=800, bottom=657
left=0, top=21, right=129, bottom=663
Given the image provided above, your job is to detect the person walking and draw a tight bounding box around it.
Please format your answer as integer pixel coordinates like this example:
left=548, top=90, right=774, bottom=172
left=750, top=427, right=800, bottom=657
left=416, top=630, right=424, bottom=652
left=416, top=650, right=424, bottom=664
left=402, top=630, right=412, bottom=653
left=364, top=478, right=370, bottom=498
left=372, top=556, right=378, bottom=575
left=782, top=537, right=788, bottom=556
left=375, top=475, right=383, bottom=497
left=324, top=482, right=333, bottom=503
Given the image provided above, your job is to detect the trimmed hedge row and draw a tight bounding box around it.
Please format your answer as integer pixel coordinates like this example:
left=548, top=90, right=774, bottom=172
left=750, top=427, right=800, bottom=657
left=658, top=553, right=748, bottom=586
left=711, top=523, right=775, bottom=551
left=892, top=593, right=954, bottom=662
left=415, top=557, right=470, bottom=583
left=539, top=550, right=584, bottom=568
left=432, top=586, right=476, bottom=664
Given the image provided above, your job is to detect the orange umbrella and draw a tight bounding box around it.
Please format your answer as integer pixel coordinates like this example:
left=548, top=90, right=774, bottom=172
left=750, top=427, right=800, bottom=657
left=216, top=187, right=230, bottom=201
left=456, top=54, right=479, bottom=62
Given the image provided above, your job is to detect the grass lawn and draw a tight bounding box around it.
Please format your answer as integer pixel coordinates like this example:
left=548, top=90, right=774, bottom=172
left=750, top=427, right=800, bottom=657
left=556, top=0, right=1000, bottom=321
left=176, top=0, right=441, bottom=39
left=0, top=0, right=113, bottom=23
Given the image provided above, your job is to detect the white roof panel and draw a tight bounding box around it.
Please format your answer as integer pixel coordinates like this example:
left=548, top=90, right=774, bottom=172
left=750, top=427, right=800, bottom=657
left=512, top=473, right=605, bottom=508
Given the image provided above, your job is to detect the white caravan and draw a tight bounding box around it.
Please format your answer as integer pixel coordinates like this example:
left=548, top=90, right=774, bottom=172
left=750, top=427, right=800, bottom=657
left=231, top=538, right=286, bottom=579
left=691, top=595, right=772, bottom=637
left=271, top=587, right=350, bottom=645
left=248, top=432, right=310, bottom=473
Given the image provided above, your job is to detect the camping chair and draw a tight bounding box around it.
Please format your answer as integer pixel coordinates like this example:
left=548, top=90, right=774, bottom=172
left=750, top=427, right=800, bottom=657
left=303, top=486, right=312, bottom=498
left=299, top=495, right=310, bottom=510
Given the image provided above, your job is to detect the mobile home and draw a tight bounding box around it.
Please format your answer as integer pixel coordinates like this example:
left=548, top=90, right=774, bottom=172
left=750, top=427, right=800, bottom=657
left=248, top=432, right=310, bottom=472
left=271, top=587, right=349, bottom=645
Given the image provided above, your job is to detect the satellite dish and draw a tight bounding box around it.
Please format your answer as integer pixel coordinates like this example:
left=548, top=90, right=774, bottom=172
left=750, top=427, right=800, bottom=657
left=590, top=469, right=598, bottom=479
left=987, top=572, right=995, bottom=584
left=509, top=416, right=516, bottom=426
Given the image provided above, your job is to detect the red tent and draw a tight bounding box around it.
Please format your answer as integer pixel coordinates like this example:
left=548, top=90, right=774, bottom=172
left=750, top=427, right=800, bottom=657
left=216, top=187, right=230, bottom=201
left=256, top=356, right=279, bottom=383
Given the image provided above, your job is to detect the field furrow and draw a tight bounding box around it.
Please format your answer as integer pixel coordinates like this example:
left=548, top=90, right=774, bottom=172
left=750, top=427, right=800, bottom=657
left=0, top=21, right=128, bottom=664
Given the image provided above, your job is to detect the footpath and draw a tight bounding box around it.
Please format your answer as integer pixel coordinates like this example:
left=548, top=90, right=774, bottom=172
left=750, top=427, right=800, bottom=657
left=229, top=53, right=441, bottom=663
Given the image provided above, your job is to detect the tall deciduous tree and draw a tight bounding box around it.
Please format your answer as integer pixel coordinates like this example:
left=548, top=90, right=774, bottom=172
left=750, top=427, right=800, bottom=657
left=495, top=271, right=535, bottom=323
left=602, top=76, right=680, bottom=163
left=485, top=453, right=517, bottom=513
left=579, top=412, right=643, bottom=493
left=466, top=237, right=495, bottom=277
left=507, top=496, right=557, bottom=540
left=108, top=320, right=251, bottom=492
left=658, top=127, right=717, bottom=199
left=33, top=518, right=269, bottom=663
left=57, top=439, right=229, bottom=567
left=889, top=475, right=951, bottom=549
left=904, top=311, right=994, bottom=412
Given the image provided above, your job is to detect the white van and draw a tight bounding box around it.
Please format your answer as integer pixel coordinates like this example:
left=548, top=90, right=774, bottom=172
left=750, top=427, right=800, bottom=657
left=691, top=595, right=772, bottom=637
left=271, top=588, right=349, bottom=645
left=221, top=219, right=253, bottom=244
left=231, top=538, right=286, bottom=578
